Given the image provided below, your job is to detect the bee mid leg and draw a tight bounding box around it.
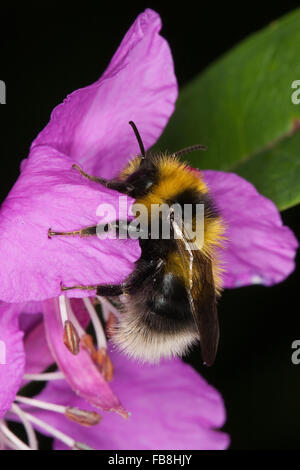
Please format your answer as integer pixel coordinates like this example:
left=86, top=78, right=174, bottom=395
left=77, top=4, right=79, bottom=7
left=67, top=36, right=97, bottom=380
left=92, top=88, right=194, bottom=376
left=48, top=219, right=139, bottom=239
left=61, top=282, right=123, bottom=296
left=48, top=225, right=99, bottom=238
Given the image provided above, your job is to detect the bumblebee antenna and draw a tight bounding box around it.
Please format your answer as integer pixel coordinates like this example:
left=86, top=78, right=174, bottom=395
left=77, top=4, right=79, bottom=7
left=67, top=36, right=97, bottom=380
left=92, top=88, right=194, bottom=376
left=129, top=121, right=146, bottom=159
left=173, top=144, right=207, bottom=158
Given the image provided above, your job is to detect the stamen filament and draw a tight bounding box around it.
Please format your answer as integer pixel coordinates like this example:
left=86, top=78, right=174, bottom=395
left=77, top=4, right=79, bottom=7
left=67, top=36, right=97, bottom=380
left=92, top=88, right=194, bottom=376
left=97, top=296, right=121, bottom=320
left=67, top=308, right=86, bottom=337
left=59, top=294, right=69, bottom=324
left=15, top=395, right=66, bottom=414
left=0, top=421, right=32, bottom=450
left=14, top=396, right=101, bottom=426
left=83, top=297, right=107, bottom=349
left=23, top=371, right=65, bottom=381
left=1, top=436, right=20, bottom=450
left=20, top=411, right=90, bottom=450
left=10, top=403, right=38, bottom=450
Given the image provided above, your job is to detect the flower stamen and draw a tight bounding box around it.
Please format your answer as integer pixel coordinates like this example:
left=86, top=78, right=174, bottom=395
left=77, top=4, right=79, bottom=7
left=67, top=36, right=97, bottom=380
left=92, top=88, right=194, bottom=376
left=17, top=411, right=92, bottom=450
left=97, top=296, right=121, bottom=320
left=96, top=348, right=114, bottom=382
left=14, top=396, right=101, bottom=427
left=10, top=403, right=38, bottom=450
left=59, top=295, right=80, bottom=355
left=0, top=421, right=32, bottom=450
left=65, top=408, right=101, bottom=426
left=83, top=297, right=107, bottom=349
left=23, top=371, right=65, bottom=381
left=63, top=320, right=80, bottom=355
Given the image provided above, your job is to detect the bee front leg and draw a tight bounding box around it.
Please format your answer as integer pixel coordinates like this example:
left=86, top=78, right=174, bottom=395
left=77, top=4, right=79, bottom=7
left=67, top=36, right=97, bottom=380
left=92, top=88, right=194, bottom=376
left=72, top=163, right=133, bottom=194
left=72, top=164, right=108, bottom=184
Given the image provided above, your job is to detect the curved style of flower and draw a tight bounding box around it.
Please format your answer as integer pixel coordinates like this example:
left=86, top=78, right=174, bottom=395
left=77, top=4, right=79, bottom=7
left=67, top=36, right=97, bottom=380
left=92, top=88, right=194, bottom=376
left=0, top=8, right=298, bottom=450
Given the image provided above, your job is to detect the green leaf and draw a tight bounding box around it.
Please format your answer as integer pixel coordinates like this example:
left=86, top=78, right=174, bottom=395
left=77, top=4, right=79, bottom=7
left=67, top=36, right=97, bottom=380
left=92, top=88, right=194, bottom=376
left=157, top=8, right=300, bottom=211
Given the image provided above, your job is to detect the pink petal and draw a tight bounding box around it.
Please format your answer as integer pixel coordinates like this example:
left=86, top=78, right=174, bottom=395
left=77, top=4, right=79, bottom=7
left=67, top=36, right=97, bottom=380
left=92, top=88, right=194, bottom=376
left=32, top=9, right=177, bottom=179
left=30, top=345, right=229, bottom=450
left=202, top=170, right=298, bottom=288
left=23, top=321, right=54, bottom=376
left=0, top=145, right=140, bottom=302
left=18, top=302, right=43, bottom=334
left=23, top=299, right=91, bottom=376
left=0, top=303, right=25, bottom=418
left=43, top=298, right=127, bottom=416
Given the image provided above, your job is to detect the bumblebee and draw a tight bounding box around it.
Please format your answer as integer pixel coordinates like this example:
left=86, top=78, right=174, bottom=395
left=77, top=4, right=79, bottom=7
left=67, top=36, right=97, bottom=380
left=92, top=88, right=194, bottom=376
left=50, top=122, right=225, bottom=365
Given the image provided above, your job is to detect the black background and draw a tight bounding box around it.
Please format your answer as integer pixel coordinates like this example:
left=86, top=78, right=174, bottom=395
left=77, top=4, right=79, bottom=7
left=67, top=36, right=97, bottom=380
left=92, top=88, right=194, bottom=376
left=1, top=1, right=300, bottom=450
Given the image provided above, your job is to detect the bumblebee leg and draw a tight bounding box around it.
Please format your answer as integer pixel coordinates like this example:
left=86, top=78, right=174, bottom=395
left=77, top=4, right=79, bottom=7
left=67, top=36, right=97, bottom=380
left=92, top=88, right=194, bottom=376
left=72, top=163, right=108, bottom=184
left=72, top=163, right=133, bottom=194
left=96, top=284, right=123, bottom=296
left=61, top=282, right=99, bottom=292
left=49, top=220, right=141, bottom=239
left=60, top=260, right=163, bottom=295
left=61, top=282, right=123, bottom=296
left=48, top=225, right=98, bottom=238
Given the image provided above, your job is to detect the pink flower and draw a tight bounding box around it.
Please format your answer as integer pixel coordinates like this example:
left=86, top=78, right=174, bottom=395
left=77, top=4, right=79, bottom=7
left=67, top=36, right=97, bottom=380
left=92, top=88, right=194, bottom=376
left=0, top=8, right=297, bottom=450
left=1, top=305, right=229, bottom=450
left=200, top=170, right=298, bottom=288
left=0, top=303, right=25, bottom=420
left=0, top=7, right=178, bottom=303
left=0, top=9, right=228, bottom=450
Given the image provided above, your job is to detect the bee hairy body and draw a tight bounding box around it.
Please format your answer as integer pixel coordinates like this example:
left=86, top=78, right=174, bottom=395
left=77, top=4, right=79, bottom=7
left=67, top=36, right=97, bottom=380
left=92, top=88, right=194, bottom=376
left=58, top=123, right=225, bottom=365
left=111, top=153, right=225, bottom=364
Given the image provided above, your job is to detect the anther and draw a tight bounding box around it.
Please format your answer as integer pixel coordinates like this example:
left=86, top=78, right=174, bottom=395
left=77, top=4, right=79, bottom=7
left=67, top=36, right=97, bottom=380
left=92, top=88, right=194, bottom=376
left=96, top=348, right=114, bottom=382
left=15, top=396, right=101, bottom=427
left=81, top=335, right=114, bottom=381
left=65, top=407, right=101, bottom=426
left=63, top=320, right=80, bottom=355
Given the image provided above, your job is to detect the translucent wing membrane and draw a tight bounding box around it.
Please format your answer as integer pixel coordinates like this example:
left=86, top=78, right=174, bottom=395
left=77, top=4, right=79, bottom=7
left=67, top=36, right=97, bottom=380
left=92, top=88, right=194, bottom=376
left=171, top=217, right=219, bottom=366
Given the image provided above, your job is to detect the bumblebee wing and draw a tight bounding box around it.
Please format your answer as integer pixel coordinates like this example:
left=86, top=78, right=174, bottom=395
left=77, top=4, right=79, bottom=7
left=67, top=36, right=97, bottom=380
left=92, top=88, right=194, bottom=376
left=171, top=217, right=219, bottom=366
